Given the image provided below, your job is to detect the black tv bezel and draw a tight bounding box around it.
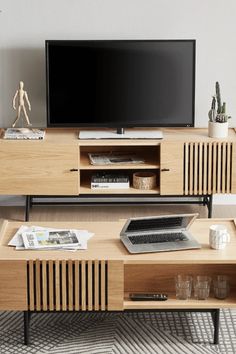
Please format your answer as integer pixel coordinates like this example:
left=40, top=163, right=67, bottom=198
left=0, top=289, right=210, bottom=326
left=46, top=39, right=196, bottom=128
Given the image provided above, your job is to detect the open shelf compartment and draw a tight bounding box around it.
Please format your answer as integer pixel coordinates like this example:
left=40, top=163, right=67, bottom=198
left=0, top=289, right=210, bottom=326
left=79, top=145, right=160, bottom=170
left=79, top=169, right=160, bottom=194
left=123, top=263, right=236, bottom=309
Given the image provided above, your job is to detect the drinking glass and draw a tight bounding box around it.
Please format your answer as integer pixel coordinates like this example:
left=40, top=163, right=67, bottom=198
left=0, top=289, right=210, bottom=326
left=213, top=275, right=230, bottom=299
left=193, top=276, right=211, bottom=300
left=175, top=275, right=192, bottom=300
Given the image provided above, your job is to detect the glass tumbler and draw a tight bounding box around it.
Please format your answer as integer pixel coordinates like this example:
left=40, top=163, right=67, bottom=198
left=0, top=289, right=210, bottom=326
left=213, top=275, right=230, bottom=299
left=193, top=276, right=211, bottom=300
left=175, top=275, right=192, bottom=300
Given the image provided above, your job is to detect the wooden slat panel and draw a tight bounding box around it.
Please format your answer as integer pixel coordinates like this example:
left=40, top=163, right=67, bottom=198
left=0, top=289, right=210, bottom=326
left=68, top=260, right=73, bottom=311
left=55, top=260, right=61, bottom=311
left=217, top=144, right=222, bottom=193
left=198, top=143, right=203, bottom=194
left=100, top=260, right=106, bottom=311
left=48, top=260, right=54, bottom=311
left=81, top=260, right=86, bottom=311
left=107, top=261, right=124, bottom=311
left=194, top=143, right=198, bottom=195
left=227, top=143, right=232, bottom=193
left=42, top=260, right=47, bottom=311
left=231, top=143, right=236, bottom=193
left=222, top=143, right=226, bottom=193
left=184, top=143, right=189, bottom=195
left=29, top=260, right=35, bottom=311
left=61, top=260, right=67, bottom=311
left=189, top=143, right=194, bottom=194
left=212, top=143, right=217, bottom=194
left=74, top=260, right=80, bottom=311
left=87, top=260, right=93, bottom=311
left=35, top=259, right=41, bottom=311
left=208, top=143, right=212, bottom=194
left=94, top=260, right=99, bottom=311
left=203, top=143, right=207, bottom=195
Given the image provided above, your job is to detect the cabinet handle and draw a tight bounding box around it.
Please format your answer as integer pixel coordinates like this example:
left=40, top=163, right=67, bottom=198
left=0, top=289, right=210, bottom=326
left=161, top=168, right=170, bottom=172
left=70, top=168, right=78, bottom=172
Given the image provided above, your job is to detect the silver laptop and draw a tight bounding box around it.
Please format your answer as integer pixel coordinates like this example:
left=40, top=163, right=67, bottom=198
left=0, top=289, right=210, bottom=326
left=120, top=213, right=201, bottom=254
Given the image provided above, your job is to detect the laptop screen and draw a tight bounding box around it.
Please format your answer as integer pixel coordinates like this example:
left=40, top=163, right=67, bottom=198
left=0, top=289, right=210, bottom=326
left=124, top=214, right=198, bottom=233
left=126, top=216, right=184, bottom=232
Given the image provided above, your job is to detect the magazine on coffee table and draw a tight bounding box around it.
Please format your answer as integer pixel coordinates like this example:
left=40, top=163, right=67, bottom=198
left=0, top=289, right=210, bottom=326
left=22, top=229, right=85, bottom=250
left=8, top=226, right=93, bottom=250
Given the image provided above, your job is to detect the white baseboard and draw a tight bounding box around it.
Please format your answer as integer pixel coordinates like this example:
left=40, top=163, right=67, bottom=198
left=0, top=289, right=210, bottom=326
left=213, top=195, right=236, bottom=205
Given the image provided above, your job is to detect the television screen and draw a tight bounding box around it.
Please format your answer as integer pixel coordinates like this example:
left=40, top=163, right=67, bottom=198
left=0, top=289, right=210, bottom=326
left=46, top=40, right=195, bottom=127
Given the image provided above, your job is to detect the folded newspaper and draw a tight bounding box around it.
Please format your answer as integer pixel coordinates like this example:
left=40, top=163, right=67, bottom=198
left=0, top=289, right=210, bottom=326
left=8, top=225, right=93, bottom=251
left=88, top=153, right=145, bottom=165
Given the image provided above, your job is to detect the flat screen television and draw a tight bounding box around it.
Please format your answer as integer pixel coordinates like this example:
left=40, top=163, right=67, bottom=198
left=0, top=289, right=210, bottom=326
left=46, top=40, right=195, bottom=129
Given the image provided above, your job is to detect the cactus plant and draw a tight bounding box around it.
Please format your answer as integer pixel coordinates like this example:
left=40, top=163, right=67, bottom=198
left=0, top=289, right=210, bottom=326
left=215, top=81, right=222, bottom=114
left=209, top=83, right=231, bottom=123
left=208, top=96, right=217, bottom=122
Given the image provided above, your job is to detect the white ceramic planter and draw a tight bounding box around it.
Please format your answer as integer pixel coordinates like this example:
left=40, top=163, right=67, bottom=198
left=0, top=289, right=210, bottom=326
left=208, top=121, right=228, bottom=138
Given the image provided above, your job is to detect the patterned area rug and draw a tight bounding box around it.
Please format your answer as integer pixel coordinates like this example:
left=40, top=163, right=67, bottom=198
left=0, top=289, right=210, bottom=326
left=0, top=310, right=235, bottom=353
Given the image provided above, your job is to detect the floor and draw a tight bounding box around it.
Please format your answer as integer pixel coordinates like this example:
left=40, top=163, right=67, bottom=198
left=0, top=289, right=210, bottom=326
left=0, top=203, right=235, bottom=222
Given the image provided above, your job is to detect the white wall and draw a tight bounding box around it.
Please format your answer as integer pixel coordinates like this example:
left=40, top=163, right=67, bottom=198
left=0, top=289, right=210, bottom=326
left=0, top=0, right=236, bottom=205
left=0, top=0, right=236, bottom=128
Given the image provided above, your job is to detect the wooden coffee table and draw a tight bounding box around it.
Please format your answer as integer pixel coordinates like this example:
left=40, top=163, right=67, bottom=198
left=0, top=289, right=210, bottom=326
left=0, top=218, right=236, bottom=344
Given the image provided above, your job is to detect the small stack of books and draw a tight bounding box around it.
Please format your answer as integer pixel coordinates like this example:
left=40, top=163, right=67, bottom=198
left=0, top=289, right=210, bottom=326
left=91, top=173, right=130, bottom=189
left=4, top=128, right=45, bottom=140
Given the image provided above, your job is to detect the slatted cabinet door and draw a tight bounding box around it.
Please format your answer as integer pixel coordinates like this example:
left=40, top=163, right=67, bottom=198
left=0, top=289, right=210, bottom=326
left=184, top=142, right=234, bottom=195
left=27, top=260, right=124, bottom=311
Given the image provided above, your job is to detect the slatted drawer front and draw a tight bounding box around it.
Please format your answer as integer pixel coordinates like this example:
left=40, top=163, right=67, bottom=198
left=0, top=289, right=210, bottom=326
left=27, top=260, right=108, bottom=311
left=184, top=142, right=233, bottom=195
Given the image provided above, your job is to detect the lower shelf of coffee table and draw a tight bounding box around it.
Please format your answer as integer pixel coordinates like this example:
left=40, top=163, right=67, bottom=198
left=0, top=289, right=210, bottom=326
left=124, top=293, right=236, bottom=309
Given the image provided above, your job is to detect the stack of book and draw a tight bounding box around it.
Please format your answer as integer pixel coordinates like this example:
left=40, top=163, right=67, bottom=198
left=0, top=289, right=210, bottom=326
left=8, top=225, right=93, bottom=250
left=4, top=128, right=45, bottom=140
left=91, top=173, right=130, bottom=189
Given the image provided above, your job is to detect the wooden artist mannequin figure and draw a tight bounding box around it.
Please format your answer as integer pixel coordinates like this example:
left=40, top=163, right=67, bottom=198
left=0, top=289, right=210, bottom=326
left=12, top=81, right=32, bottom=127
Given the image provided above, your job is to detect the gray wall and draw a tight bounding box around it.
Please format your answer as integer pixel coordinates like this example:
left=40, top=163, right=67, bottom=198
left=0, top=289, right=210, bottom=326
left=0, top=0, right=236, bottom=128
left=0, top=0, right=236, bottom=204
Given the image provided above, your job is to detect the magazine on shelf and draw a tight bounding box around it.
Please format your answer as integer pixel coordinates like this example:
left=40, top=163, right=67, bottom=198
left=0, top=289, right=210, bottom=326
left=4, top=128, right=45, bottom=140
left=8, top=225, right=93, bottom=251
left=88, top=153, right=145, bottom=165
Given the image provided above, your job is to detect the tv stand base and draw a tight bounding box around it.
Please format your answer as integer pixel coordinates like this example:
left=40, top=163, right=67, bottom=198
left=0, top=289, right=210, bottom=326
left=24, top=195, right=213, bottom=221
left=79, top=129, right=163, bottom=139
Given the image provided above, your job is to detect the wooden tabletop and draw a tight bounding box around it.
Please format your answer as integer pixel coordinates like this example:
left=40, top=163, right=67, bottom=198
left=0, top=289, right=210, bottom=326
left=1, top=128, right=236, bottom=145
left=0, top=218, right=236, bottom=263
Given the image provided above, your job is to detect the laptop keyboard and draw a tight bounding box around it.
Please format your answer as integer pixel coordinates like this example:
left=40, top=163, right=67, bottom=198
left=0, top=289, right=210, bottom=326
left=128, top=232, right=188, bottom=245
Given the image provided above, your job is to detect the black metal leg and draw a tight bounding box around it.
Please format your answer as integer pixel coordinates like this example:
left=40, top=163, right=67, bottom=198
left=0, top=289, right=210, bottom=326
left=207, top=195, right=213, bottom=218
left=25, top=196, right=31, bottom=221
left=29, top=196, right=33, bottom=209
left=212, top=309, right=220, bottom=345
left=24, top=311, right=31, bottom=345
left=203, top=196, right=207, bottom=206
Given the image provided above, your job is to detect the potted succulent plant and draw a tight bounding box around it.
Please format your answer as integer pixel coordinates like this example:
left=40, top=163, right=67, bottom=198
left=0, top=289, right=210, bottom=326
left=208, top=82, right=231, bottom=138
